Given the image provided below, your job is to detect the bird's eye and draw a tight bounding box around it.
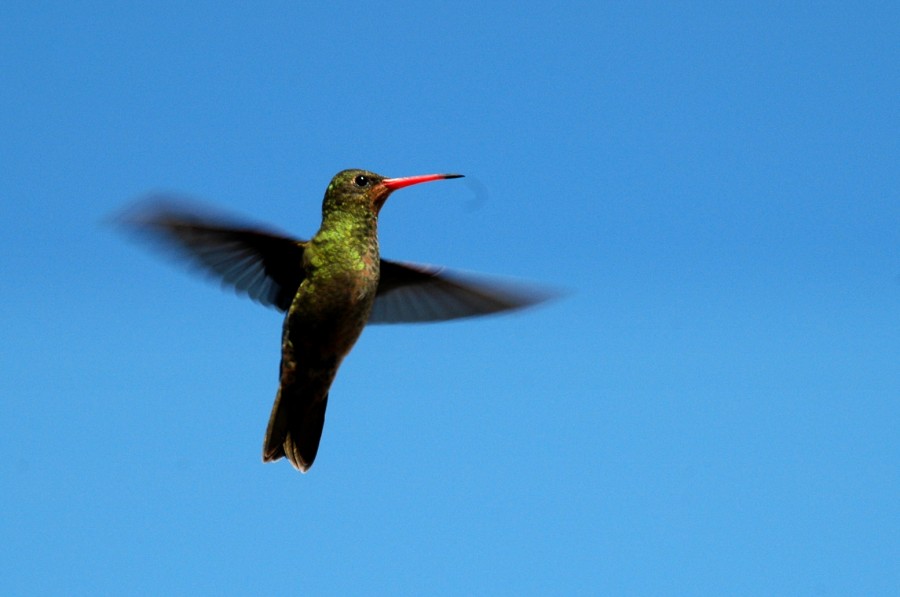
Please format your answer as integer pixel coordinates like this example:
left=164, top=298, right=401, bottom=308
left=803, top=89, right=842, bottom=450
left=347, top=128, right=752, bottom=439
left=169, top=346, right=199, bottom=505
left=354, top=175, right=370, bottom=187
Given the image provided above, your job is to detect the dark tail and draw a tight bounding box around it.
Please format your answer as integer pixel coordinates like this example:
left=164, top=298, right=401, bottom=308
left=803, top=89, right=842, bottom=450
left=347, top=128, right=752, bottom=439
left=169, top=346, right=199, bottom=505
left=263, top=385, right=329, bottom=473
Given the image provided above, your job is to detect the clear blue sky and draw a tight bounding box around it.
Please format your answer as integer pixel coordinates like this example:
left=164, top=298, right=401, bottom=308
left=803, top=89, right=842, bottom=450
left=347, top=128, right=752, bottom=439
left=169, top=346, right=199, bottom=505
left=2, top=2, right=898, bottom=594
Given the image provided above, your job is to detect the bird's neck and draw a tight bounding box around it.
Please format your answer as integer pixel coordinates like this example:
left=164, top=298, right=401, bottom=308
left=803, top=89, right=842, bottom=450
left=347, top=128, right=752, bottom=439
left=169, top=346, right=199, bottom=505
left=310, top=208, right=380, bottom=276
left=316, top=207, right=377, bottom=245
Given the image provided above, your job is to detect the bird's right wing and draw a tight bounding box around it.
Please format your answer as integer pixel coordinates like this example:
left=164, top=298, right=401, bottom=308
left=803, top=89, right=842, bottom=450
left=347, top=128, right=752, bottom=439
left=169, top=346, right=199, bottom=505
left=120, top=199, right=306, bottom=312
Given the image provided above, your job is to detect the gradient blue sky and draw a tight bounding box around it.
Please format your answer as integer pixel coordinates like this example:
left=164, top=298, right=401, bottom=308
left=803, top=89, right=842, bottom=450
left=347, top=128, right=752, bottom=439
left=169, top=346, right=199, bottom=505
left=2, top=2, right=898, bottom=594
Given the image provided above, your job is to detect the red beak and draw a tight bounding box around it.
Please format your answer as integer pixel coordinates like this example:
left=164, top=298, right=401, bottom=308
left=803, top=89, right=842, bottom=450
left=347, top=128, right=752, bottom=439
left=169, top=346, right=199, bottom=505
left=382, top=173, right=464, bottom=190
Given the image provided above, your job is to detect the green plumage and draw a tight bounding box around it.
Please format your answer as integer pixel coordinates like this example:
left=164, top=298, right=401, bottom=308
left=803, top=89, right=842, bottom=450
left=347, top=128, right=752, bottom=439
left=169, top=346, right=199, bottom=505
left=265, top=171, right=384, bottom=470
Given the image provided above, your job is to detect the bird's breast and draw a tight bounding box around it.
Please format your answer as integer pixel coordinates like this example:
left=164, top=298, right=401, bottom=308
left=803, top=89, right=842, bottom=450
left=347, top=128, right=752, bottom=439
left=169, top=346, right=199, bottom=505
left=284, top=288, right=371, bottom=363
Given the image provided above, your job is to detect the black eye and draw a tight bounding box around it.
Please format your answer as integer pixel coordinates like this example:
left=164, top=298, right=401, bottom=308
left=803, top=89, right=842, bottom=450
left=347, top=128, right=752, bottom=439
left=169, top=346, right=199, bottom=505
left=354, top=175, right=370, bottom=187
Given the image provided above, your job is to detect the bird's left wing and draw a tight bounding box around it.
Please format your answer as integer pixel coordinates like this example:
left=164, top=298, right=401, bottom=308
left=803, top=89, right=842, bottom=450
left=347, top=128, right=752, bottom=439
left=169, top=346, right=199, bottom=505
left=370, top=260, right=553, bottom=324
left=121, top=200, right=306, bottom=312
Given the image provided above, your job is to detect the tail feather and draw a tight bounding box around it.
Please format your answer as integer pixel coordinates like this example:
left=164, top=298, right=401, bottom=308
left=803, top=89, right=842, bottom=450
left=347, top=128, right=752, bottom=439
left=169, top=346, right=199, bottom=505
left=263, top=386, right=329, bottom=472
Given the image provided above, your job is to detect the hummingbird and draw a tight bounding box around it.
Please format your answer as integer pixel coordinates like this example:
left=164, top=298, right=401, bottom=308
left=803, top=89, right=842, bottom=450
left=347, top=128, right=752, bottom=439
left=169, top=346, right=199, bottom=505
left=124, top=169, right=547, bottom=472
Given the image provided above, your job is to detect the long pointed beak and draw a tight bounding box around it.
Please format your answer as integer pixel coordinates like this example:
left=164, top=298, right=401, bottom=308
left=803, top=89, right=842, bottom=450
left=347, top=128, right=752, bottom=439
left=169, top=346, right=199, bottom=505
left=382, top=173, right=464, bottom=190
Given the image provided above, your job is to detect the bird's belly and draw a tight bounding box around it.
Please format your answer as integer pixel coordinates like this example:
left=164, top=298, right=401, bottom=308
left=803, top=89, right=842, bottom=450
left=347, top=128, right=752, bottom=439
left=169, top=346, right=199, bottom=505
left=285, top=274, right=377, bottom=359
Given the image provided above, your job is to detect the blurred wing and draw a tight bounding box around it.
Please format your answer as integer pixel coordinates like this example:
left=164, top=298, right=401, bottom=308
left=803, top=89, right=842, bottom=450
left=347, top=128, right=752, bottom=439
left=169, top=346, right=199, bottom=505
left=371, top=260, right=553, bottom=324
left=122, top=200, right=306, bottom=312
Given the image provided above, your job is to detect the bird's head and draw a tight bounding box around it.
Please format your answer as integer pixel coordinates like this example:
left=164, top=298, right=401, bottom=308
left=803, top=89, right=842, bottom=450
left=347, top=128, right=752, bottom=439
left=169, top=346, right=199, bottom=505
left=323, top=169, right=463, bottom=217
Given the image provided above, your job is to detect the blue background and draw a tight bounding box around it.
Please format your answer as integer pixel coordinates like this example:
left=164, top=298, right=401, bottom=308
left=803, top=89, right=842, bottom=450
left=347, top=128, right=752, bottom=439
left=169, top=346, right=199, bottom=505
left=2, top=2, right=898, bottom=594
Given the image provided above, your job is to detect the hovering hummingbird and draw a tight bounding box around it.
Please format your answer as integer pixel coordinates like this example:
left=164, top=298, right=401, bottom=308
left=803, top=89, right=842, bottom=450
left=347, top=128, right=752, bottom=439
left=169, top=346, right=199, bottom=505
left=124, top=169, right=547, bottom=472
